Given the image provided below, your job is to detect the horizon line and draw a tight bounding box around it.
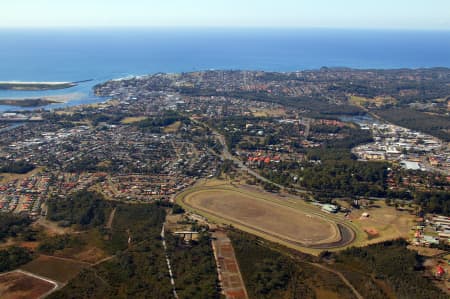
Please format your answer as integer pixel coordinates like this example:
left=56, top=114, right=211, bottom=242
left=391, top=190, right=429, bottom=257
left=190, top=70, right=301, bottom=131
left=0, top=25, right=449, bottom=32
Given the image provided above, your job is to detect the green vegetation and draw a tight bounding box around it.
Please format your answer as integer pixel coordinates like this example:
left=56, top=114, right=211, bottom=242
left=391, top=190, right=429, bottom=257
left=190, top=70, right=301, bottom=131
left=180, top=88, right=364, bottom=118
left=327, top=70, right=450, bottom=104
left=260, top=126, right=388, bottom=199
left=229, top=231, right=314, bottom=299
left=133, top=111, right=188, bottom=133
left=172, top=204, right=185, bottom=214
left=0, top=213, right=32, bottom=242
left=295, top=160, right=388, bottom=198
left=319, top=125, right=373, bottom=149
left=0, top=98, right=61, bottom=107
left=0, top=160, right=35, bottom=174
left=229, top=230, right=356, bottom=299
left=376, top=108, right=450, bottom=141
left=0, top=246, right=33, bottom=273
left=230, top=231, right=448, bottom=299
left=334, top=239, right=448, bottom=299
left=38, top=234, right=86, bottom=255
left=166, top=233, right=221, bottom=299
left=47, top=191, right=111, bottom=229
left=415, top=191, right=450, bottom=216
left=214, top=115, right=386, bottom=199
left=65, top=157, right=103, bottom=173
left=48, top=203, right=221, bottom=298
left=49, top=203, right=173, bottom=298
left=0, top=82, right=75, bottom=91
left=106, top=203, right=166, bottom=253
left=90, top=113, right=123, bottom=126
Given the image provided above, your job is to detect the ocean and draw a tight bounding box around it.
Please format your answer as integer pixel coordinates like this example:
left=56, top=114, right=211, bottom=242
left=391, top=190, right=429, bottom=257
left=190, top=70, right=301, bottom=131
left=1, top=28, right=450, bottom=111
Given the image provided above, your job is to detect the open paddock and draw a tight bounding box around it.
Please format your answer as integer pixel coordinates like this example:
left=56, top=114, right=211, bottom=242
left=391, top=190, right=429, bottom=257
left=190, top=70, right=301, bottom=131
left=0, top=270, right=57, bottom=299
left=20, top=255, right=88, bottom=284
left=348, top=202, right=416, bottom=245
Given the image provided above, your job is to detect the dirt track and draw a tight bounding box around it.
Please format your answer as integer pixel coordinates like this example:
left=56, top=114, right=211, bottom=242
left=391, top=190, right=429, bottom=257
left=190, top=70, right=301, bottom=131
left=183, top=189, right=356, bottom=249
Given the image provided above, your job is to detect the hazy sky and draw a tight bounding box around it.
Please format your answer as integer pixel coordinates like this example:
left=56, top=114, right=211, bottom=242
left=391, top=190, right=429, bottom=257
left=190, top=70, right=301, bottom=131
left=1, top=0, right=449, bottom=30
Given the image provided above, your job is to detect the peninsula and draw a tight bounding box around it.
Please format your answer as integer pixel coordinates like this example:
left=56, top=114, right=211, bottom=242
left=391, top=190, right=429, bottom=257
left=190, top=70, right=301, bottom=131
left=0, top=98, right=63, bottom=107
left=0, top=79, right=92, bottom=91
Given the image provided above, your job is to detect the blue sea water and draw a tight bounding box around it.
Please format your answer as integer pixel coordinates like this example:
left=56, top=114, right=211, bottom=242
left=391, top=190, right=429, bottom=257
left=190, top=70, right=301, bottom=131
left=0, top=28, right=450, bottom=111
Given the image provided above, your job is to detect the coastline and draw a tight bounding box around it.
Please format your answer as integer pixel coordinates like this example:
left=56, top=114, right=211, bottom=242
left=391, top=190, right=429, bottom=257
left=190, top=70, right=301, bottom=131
left=0, top=81, right=77, bottom=91
left=0, top=93, right=87, bottom=109
left=0, top=98, right=64, bottom=108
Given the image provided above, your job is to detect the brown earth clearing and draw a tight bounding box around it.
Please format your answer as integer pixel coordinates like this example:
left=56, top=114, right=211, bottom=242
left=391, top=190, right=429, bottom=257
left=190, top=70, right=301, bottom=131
left=20, top=255, right=88, bottom=284
left=0, top=271, right=56, bottom=299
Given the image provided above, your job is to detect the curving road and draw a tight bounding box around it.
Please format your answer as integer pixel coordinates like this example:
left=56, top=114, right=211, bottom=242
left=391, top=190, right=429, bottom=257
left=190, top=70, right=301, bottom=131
left=210, top=127, right=310, bottom=195
left=187, top=118, right=361, bottom=248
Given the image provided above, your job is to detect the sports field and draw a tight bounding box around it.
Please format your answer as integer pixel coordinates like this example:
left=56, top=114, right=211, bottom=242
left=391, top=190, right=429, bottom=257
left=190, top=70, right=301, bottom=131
left=179, top=186, right=357, bottom=251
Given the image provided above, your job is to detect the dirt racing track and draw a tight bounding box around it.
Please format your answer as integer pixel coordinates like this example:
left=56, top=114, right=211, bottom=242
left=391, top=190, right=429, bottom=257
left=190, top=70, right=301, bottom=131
left=179, top=187, right=357, bottom=250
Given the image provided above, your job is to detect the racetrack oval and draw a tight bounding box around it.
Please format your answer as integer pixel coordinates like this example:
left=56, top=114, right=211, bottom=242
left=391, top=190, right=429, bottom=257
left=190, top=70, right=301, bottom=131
left=183, top=189, right=355, bottom=248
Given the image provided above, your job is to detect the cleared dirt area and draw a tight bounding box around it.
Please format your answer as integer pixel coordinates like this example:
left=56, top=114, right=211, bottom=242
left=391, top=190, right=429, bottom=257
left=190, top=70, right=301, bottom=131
left=185, top=189, right=342, bottom=247
left=33, top=218, right=73, bottom=236
left=212, top=231, right=248, bottom=299
left=0, top=271, right=56, bottom=299
left=20, top=255, right=88, bottom=284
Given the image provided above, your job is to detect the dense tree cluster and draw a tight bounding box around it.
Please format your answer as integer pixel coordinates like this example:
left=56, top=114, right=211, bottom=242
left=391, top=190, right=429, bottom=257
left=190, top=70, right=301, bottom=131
left=415, top=191, right=450, bottom=216
left=133, top=111, right=188, bottom=133
left=258, top=126, right=385, bottom=198
left=230, top=230, right=376, bottom=299
left=0, top=213, right=32, bottom=242
left=229, top=231, right=316, bottom=299
left=0, top=160, right=35, bottom=174
left=376, top=108, right=450, bottom=141
left=297, top=160, right=388, bottom=198
left=38, top=234, right=86, bottom=255
left=337, top=239, right=448, bottom=299
left=47, top=191, right=111, bottom=229
left=0, top=246, right=32, bottom=273
left=166, top=233, right=221, bottom=299
left=49, top=203, right=173, bottom=298
left=65, top=157, right=102, bottom=173
left=172, top=204, right=185, bottom=214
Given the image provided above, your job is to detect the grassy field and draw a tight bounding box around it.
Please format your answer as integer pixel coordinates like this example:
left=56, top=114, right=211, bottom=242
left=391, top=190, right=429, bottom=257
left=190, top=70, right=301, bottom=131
left=347, top=201, right=416, bottom=245
left=44, top=230, right=111, bottom=263
left=250, top=108, right=286, bottom=117
left=0, top=271, right=56, bottom=299
left=20, top=255, right=88, bottom=284
left=121, top=116, right=147, bottom=124
left=163, top=120, right=182, bottom=133
left=177, top=183, right=364, bottom=255
left=349, top=95, right=397, bottom=108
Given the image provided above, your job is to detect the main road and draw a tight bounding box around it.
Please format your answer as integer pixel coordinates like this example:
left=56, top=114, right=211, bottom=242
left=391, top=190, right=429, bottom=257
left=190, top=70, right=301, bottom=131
left=209, top=126, right=310, bottom=195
